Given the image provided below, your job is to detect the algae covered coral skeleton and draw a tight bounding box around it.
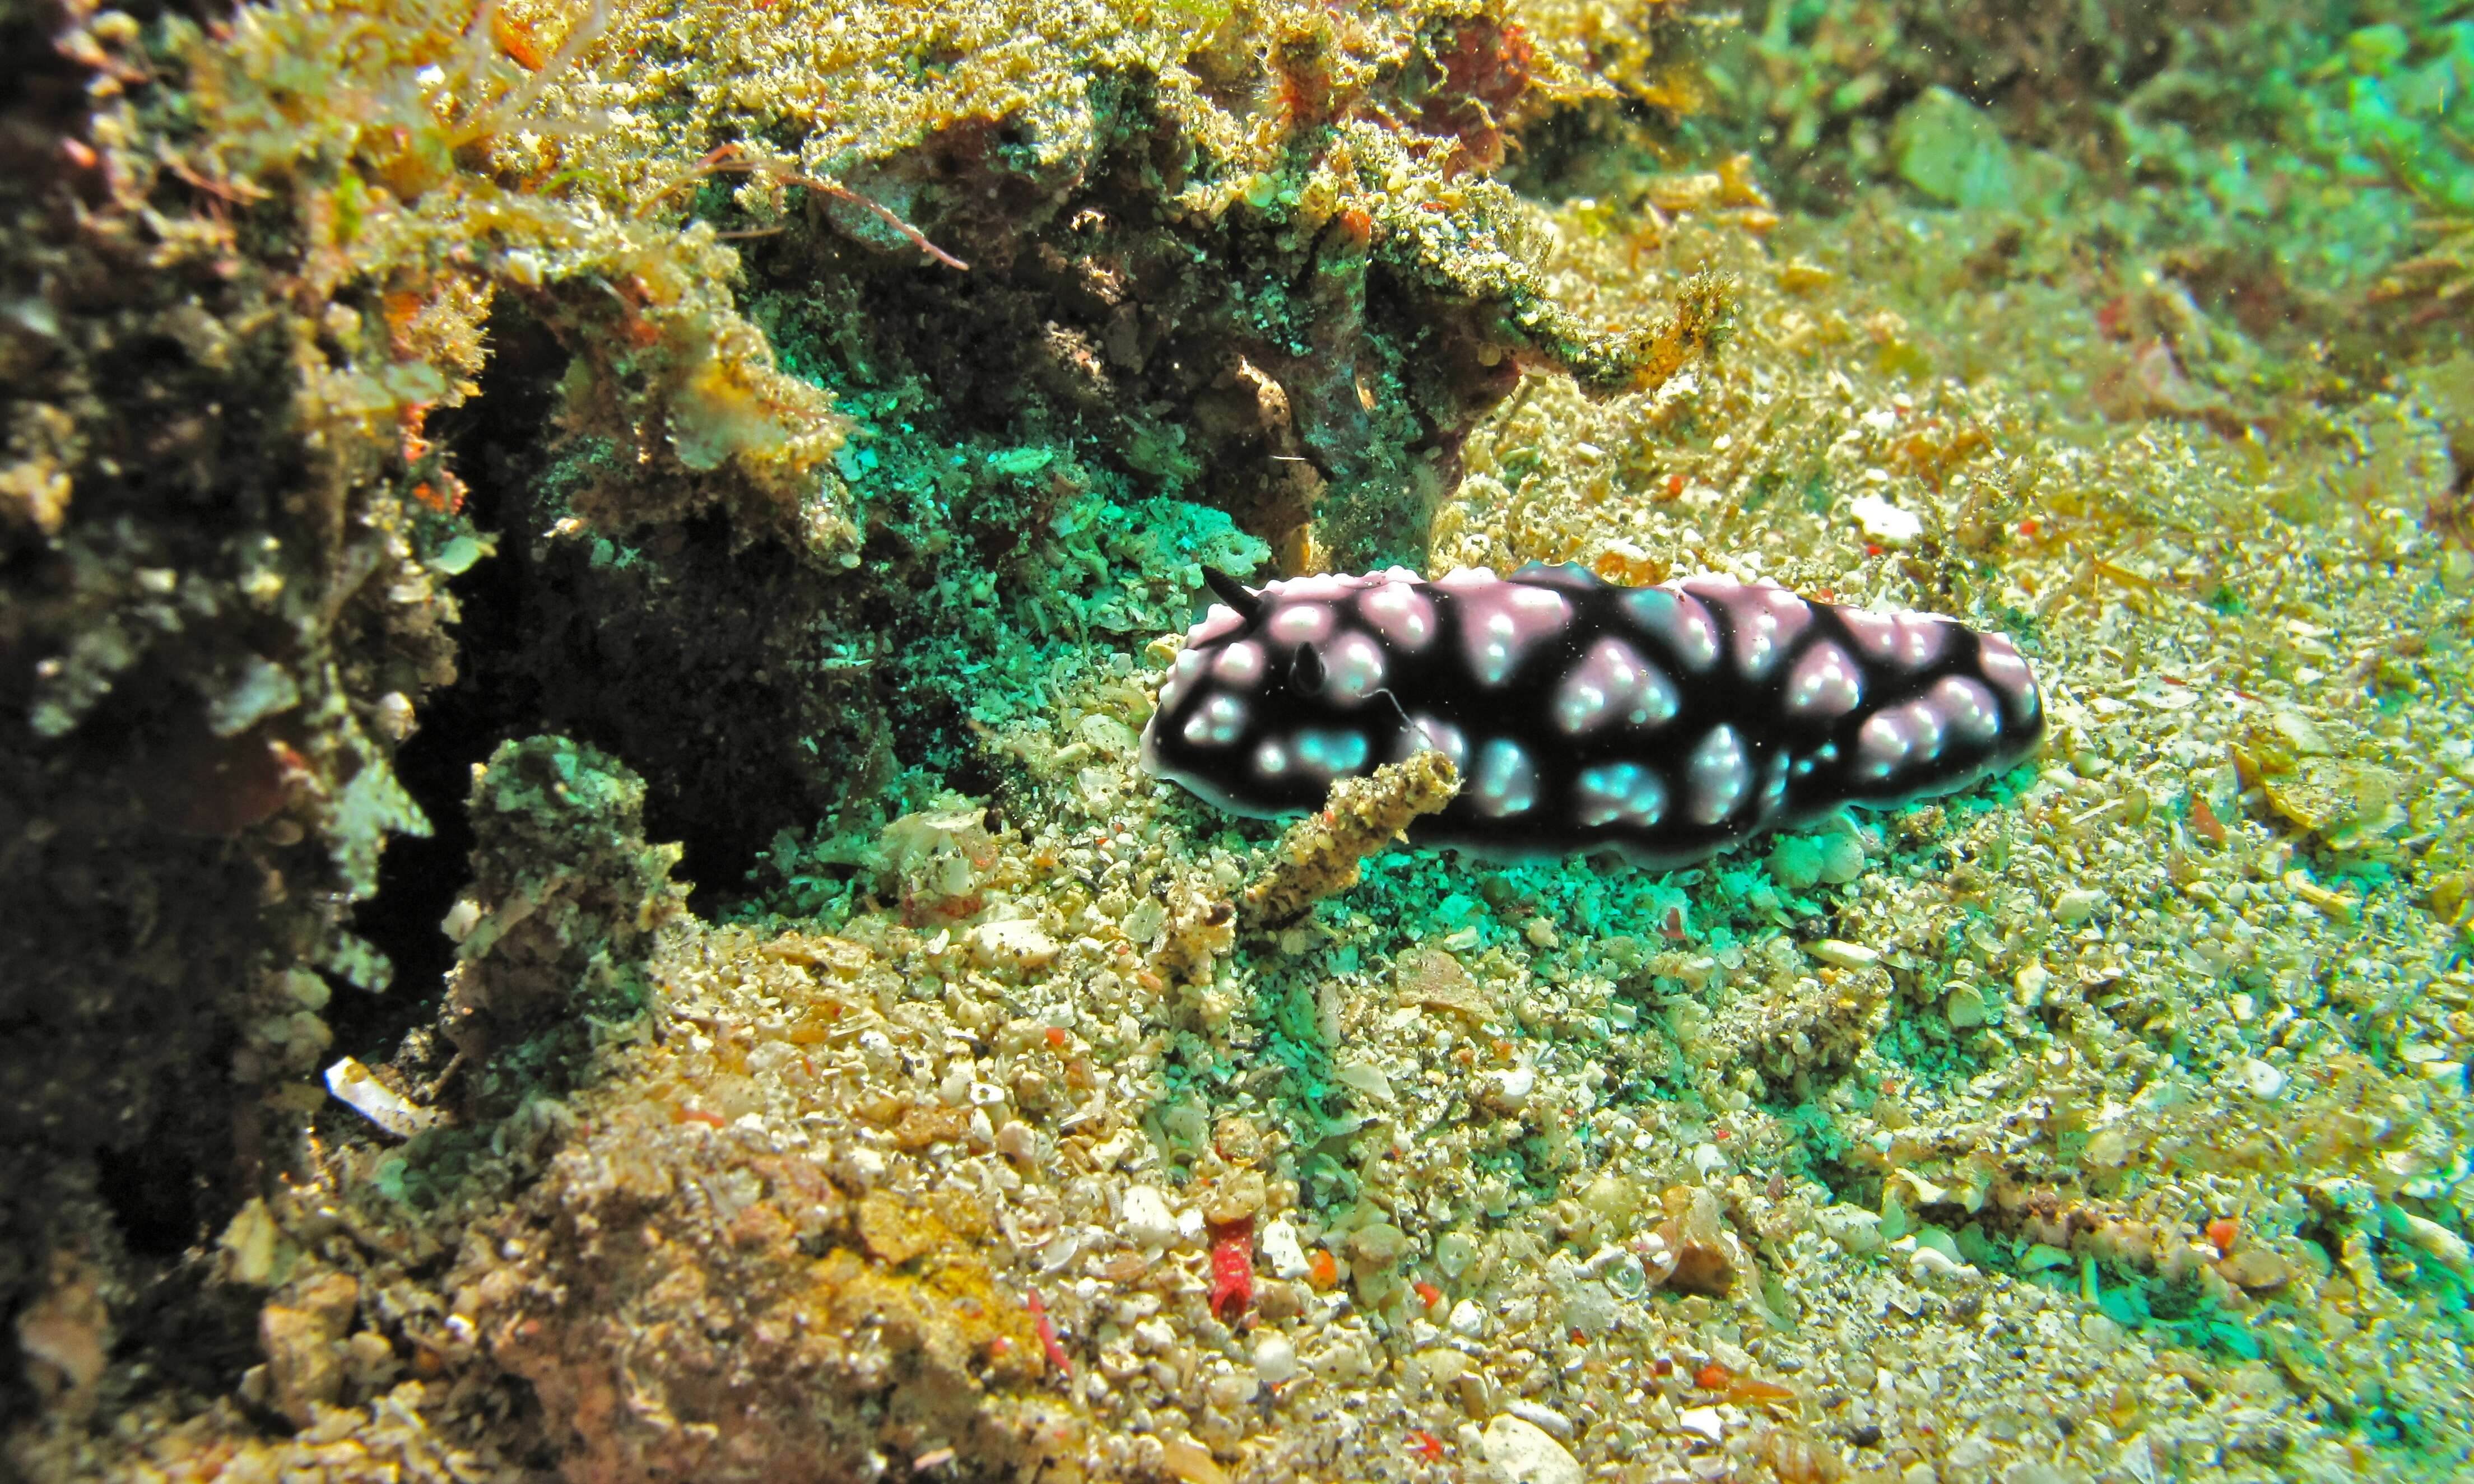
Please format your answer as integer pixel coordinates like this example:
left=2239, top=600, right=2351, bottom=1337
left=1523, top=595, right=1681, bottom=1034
left=1142, top=561, right=2044, bottom=867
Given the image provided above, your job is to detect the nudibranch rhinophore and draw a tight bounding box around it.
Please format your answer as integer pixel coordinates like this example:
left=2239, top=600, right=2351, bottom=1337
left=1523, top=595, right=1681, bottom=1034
left=1140, top=563, right=2045, bottom=867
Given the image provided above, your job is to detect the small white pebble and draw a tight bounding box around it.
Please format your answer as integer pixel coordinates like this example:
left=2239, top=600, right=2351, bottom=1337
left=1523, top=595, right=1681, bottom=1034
left=1261, top=1218, right=1310, bottom=1279
left=968, top=919, right=1059, bottom=972
left=1121, top=1185, right=1178, bottom=1248
left=1252, top=1332, right=1299, bottom=1385
left=1908, top=1246, right=1979, bottom=1283
left=1850, top=492, right=1922, bottom=545
left=2238, top=1057, right=2286, bottom=1099
left=1481, top=1414, right=1584, bottom=1484
left=1505, top=1399, right=1574, bottom=1441
left=1807, top=938, right=1878, bottom=969
left=2053, top=888, right=2105, bottom=926
left=1676, top=1406, right=1726, bottom=1444
left=1205, top=1368, right=1257, bottom=1408
left=322, top=1058, right=436, bottom=1141
left=2391, top=1209, right=2474, bottom=1275
left=1492, top=1060, right=1536, bottom=1104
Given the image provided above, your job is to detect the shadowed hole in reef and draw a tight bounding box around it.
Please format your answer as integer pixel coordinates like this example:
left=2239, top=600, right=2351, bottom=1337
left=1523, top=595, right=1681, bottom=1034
left=333, top=314, right=556, bottom=1063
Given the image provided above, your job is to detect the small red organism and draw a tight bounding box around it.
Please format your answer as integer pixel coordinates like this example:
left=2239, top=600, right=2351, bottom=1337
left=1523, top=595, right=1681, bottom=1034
left=1407, top=1430, right=1447, bottom=1463
left=2206, top=1217, right=2240, bottom=1252
left=1272, top=31, right=1336, bottom=131
left=1043, top=1026, right=1068, bottom=1050
left=1026, top=1288, right=1071, bottom=1376
left=1696, top=1361, right=1731, bottom=1390
left=1412, top=1281, right=1443, bottom=1311
left=1207, top=1218, right=1256, bottom=1324
left=1412, top=17, right=1534, bottom=170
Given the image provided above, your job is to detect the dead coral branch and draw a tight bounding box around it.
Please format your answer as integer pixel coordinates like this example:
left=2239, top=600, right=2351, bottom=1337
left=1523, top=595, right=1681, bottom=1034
left=635, top=142, right=969, bottom=271
left=1239, top=751, right=1461, bottom=932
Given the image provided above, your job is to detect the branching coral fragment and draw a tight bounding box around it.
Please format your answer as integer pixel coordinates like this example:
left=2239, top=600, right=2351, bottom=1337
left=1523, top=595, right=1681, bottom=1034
left=1239, top=750, right=1460, bottom=931
left=634, top=143, right=969, bottom=270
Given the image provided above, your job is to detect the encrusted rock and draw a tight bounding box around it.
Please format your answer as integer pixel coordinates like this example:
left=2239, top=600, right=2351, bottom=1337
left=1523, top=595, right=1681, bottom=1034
left=1481, top=1413, right=1584, bottom=1484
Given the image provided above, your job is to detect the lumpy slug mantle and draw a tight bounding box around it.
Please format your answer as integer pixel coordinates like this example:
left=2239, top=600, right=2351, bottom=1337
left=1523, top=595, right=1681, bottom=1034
left=1141, top=563, right=2045, bottom=867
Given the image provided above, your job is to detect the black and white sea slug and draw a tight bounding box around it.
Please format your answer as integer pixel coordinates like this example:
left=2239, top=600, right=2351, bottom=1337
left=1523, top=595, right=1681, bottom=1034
left=1140, top=563, right=2045, bottom=867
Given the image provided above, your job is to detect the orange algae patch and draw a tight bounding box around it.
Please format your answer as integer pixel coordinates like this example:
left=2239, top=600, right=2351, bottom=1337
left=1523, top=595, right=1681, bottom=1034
left=1727, top=1375, right=1799, bottom=1407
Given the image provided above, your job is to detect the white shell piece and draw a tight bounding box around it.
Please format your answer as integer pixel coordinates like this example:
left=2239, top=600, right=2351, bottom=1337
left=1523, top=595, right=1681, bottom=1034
left=324, top=1058, right=437, bottom=1140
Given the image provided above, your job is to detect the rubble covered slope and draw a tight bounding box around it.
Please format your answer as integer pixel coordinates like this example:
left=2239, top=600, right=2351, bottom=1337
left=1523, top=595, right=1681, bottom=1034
left=3, top=0, right=2472, bottom=1481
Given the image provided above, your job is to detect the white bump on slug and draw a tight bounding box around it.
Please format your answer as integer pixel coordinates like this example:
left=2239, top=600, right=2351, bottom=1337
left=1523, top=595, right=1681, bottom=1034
left=1574, top=761, right=1668, bottom=829
left=1684, top=725, right=1751, bottom=825
left=1293, top=729, right=1371, bottom=778
left=1321, top=630, right=1388, bottom=705
left=1212, top=640, right=1266, bottom=686
left=1454, top=583, right=1571, bottom=686
left=1407, top=714, right=1468, bottom=771
left=1621, top=585, right=1720, bottom=670
left=1471, top=738, right=1539, bottom=817
left=1783, top=640, right=1863, bottom=718
left=1267, top=602, right=1335, bottom=646
left=1359, top=580, right=1438, bottom=650
left=1929, top=674, right=2003, bottom=743
left=1184, top=692, right=1247, bottom=746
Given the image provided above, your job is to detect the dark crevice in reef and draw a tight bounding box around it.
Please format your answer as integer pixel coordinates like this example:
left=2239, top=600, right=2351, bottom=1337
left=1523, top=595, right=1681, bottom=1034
left=339, top=313, right=557, bottom=1050
left=92, top=1122, right=221, bottom=1262
left=350, top=76, right=1621, bottom=948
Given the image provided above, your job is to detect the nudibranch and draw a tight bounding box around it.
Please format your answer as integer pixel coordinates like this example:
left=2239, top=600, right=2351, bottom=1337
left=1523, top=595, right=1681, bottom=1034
left=1140, top=563, right=2044, bottom=867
